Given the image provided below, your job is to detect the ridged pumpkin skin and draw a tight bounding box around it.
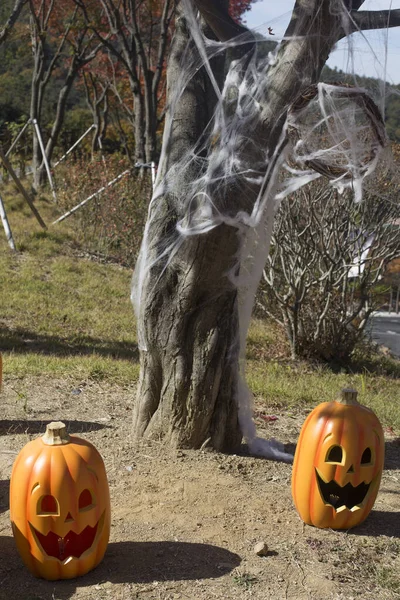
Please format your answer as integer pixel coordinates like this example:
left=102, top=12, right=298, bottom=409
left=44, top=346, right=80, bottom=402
left=291, top=390, right=384, bottom=529
left=10, top=423, right=111, bottom=580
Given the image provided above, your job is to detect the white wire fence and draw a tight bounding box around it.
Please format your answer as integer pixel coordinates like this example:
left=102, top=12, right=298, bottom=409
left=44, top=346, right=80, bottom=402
left=0, top=119, right=157, bottom=246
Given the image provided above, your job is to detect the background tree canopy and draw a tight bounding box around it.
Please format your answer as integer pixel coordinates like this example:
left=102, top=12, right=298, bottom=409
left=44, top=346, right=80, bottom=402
left=1, top=0, right=400, bottom=152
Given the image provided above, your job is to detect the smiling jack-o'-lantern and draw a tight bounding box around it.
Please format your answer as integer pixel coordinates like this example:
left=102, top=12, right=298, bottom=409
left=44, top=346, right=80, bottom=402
left=10, top=422, right=111, bottom=580
left=291, top=388, right=384, bottom=529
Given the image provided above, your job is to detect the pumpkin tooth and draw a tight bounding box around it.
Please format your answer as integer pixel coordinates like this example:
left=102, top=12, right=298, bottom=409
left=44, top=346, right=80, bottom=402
left=315, top=469, right=373, bottom=511
left=29, top=517, right=101, bottom=561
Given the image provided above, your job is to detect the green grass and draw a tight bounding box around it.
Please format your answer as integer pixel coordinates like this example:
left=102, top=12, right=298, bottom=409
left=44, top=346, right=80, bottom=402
left=232, top=570, right=258, bottom=590
left=247, top=319, right=400, bottom=431
left=0, top=188, right=138, bottom=383
left=3, top=353, right=140, bottom=382
left=0, top=185, right=399, bottom=432
left=1, top=253, right=135, bottom=338
left=247, top=356, right=400, bottom=431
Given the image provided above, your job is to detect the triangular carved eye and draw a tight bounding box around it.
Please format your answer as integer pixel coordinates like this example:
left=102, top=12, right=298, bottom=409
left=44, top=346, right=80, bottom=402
left=361, top=447, right=372, bottom=465
left=326, top=445, right=343, bottom=464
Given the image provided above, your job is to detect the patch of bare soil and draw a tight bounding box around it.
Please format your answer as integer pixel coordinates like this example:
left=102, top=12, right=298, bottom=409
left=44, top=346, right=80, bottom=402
left=0, top=377, right=399, bottom=600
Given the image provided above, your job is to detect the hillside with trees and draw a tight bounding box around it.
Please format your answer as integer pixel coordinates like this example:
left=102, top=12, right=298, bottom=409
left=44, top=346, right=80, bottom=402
left=322, top=64, right=400, bottom=142
left=1, top=0, right=400, bottom=172
left=0, top=0, right=259, bottom=171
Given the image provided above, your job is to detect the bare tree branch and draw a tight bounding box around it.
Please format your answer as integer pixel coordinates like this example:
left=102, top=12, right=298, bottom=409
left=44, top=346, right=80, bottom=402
left=192, top=0, right=249, bottom=41
left=0, top=0, right=26, bottom=46
left=153, top=0, right=174, bottom=96
left=346, top=9, right=400, bottom=35
left=260, top=176, right=400, bottom=362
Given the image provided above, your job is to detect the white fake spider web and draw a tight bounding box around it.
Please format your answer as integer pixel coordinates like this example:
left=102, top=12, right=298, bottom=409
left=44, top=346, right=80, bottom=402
left=132, top=0, right=395, bottom=461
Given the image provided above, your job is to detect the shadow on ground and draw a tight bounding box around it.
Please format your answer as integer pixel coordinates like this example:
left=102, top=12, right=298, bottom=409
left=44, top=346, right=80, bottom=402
left=0, top=538, right=241, bottom=599
left=384, top=438, right=400, bottom=470
left=350, top=510, right=400, bottom=538
left=0, top=419, right=110, bottom=436
left=251, top=439, right=400, bottom=470
left=0, top=480, right=9, bottom=515
left=0, top=325, right=138, bottom=361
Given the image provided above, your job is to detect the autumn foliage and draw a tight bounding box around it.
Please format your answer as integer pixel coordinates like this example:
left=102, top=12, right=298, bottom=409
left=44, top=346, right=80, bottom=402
left=229, top=0, right=257, bottom=22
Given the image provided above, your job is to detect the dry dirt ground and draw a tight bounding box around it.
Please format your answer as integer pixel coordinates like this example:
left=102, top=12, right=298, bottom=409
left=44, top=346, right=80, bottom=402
left=0, top=376, right=399, bottom=600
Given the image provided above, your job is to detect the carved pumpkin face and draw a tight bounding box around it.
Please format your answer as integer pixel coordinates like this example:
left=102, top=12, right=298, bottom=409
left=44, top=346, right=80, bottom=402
left=291, top=389, right=384, bottom=529
left=10, top=422, right=110, bottom=580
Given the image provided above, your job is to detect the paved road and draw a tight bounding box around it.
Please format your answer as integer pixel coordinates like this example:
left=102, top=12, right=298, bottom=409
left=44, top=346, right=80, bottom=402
left=369, top=313, right=400, bottom=358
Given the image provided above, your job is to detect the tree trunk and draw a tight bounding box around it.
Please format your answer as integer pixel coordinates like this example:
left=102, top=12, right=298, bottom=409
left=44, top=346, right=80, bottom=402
left=132, top=8, right=242, bottom=451
left=133, top=187, right=243, bottom=448
left=133, top=89, right=146, bottom=164
left=0, top=0, right=26, bottom=47
left=41, top=67, right=78, bottom=179
left=133, top=225, right=242, bottom=450
left=132, top=0, right=356, bottom=451
left=30, top=19, right=45, bottom=191
left=143, top=72, right=157, bottom=163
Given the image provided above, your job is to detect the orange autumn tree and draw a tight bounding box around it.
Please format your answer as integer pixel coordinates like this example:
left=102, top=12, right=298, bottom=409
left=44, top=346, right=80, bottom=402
left=76, top=0, right=258, bottom=164
left=75, top=0, right=174, bottom=165
left=229, top=0, right=257, bottom=21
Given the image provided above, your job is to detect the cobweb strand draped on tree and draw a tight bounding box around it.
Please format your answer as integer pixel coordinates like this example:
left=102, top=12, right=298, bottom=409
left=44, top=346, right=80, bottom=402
left=131, top=0, right=397, bottom=460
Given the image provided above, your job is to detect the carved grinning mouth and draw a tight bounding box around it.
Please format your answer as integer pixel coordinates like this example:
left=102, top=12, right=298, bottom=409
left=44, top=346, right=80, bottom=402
left=316, top=470, right=371, bottom=511
left=30, top=512, right=104, bottom=561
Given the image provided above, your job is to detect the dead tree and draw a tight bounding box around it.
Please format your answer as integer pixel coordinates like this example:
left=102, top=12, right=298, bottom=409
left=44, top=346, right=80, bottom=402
left=132, top=0, right=400, bottom=451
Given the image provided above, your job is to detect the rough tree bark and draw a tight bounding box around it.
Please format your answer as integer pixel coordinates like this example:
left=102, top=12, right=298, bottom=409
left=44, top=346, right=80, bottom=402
left=132, top=7, right=242, bottom=451
left=132, top=0, right=400, bottom=451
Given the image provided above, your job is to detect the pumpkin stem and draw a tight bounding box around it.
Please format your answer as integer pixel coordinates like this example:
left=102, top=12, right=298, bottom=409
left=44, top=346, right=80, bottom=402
left=337, top=388, right=360, bottom=406
left=42, top=421, right=71, bottom=445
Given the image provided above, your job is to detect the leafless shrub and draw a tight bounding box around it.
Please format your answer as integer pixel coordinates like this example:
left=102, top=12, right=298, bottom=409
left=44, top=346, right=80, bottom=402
left=259, top=176, right=400, bottom=363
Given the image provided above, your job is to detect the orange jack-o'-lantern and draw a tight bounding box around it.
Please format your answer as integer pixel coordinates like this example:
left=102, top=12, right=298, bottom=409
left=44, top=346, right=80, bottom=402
left=291, top=389, right=384, bottom=529
left=10, top=422, right=111, bottom=580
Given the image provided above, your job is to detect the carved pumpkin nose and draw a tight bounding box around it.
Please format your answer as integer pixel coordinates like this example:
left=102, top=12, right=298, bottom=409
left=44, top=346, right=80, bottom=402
left=347, top=465, right=355, bottom=474
left=64, top=512, right=74, bottom=523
